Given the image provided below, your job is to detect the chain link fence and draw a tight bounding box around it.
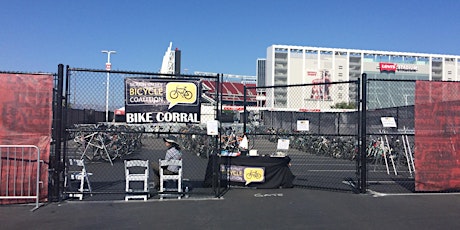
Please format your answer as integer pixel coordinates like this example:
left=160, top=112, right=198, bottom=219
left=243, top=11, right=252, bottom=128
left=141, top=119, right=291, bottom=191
left=62, top=68, right=221, bottom=200
left=365, top=79, right=416, bottom=193
left=3, top=66, right=460, bottom=204
left=244, top=81, right=361, bottom=192
left=365, top=79, right=460, bottom=193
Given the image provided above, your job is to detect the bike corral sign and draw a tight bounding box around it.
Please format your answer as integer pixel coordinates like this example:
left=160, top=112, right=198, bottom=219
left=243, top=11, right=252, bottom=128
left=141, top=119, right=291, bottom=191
left=124, top=78, right=201, bottom=123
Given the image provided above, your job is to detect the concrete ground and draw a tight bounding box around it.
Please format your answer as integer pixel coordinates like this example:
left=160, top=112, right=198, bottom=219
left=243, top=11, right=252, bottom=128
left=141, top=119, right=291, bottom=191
left=2, top=188, right=460, bottom=230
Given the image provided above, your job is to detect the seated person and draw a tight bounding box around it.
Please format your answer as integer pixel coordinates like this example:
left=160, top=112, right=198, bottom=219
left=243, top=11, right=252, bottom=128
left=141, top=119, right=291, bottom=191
left=151, top=136, right=182, bottom=189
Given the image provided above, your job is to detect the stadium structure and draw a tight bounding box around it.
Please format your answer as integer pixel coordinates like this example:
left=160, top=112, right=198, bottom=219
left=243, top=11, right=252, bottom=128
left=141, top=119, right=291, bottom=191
left=265, top=45, right=460, bottom=110
left=194, top=71, right=257, bottom=107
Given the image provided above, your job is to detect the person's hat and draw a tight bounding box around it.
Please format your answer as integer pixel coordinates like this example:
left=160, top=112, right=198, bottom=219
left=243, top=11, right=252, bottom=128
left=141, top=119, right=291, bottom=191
left=163, top=136, right=178, bottom=144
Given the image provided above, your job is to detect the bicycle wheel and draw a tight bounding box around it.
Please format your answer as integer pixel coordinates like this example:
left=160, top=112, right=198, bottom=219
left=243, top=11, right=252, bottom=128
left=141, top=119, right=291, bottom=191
left=253, top=172, right=261, bottom=179
left=245, top=173, right=252, bottom=180
left=184, top=91, right=193, bottom=100
left=170, top=90, right=179, bottom=99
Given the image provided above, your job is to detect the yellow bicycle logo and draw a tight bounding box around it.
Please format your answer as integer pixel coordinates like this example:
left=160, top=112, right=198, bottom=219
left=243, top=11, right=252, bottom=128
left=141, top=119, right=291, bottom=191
left=245, top=170, right=262, bottom=179
left=166, top=82, right=197, bottom=109
left=169, top=86, right=193, bottom=100
left=243, top=167, right=264, bottom=185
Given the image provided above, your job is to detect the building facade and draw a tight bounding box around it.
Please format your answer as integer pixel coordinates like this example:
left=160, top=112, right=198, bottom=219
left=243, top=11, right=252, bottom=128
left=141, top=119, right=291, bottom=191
left=256, top=58, right=266, bottom=87
left=265, top=45, right=460, bottom=110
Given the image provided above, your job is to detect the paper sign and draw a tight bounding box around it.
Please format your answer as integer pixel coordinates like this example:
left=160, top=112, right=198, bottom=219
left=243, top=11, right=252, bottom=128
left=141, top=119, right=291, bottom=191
left=381, top=117, right=397, bottom=128
left=207, top=120, right=219, bottom=135
left=277, top=139, right=290, bottom=150
left=297, top=120, right=310, bottom=131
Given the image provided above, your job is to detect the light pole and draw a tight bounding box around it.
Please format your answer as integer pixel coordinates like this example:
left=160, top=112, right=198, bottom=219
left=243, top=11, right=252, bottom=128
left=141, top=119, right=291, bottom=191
left=101, top=50, right=116, bottom=122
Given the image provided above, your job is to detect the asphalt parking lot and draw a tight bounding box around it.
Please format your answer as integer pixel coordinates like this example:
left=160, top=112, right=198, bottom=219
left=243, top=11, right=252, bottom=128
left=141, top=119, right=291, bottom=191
left=65, top=135, right=416, bottom=202
left=2, top=188, right=460, bottom=230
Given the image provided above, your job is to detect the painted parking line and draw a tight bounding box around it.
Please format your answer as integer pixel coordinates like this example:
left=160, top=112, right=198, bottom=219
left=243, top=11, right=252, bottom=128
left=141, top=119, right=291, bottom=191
left=290, top=163, right=356, bottom=166
left=305, top=169, right=357, bottom=172
left=368, top=190, right=460, bottom=197
left=254, top=193, right=284, bottom=198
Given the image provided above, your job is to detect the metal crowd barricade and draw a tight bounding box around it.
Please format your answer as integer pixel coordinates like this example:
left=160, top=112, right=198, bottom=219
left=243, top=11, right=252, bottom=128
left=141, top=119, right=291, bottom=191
left=0, top=145, right=41, bottom=211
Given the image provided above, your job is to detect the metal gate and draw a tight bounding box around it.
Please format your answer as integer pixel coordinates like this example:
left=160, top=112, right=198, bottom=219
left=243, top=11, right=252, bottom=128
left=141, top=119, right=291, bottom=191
left=55, top=67, right=226, bottom=201
left=54, top=67, right=456, bottom=200
left=243, top=80, right=362, bottom=192
left=364, top=77, right=417, bottom=193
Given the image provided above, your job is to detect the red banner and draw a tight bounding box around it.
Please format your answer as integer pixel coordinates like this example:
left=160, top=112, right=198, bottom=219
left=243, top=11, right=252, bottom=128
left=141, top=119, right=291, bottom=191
left=379, top=62, right=397, bottom=72
left=415, top=81, right=460, bottom=191
left=0, top=73, right=53, bottom=203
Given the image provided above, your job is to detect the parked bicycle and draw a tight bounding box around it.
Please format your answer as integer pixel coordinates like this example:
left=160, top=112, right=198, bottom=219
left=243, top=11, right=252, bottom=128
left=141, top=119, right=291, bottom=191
left=70, top=124, right=144, bottom=164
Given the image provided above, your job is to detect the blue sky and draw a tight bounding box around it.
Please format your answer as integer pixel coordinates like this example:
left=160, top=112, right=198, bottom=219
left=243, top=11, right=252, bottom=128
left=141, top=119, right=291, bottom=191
left=2, top=0, right=460, bottom=76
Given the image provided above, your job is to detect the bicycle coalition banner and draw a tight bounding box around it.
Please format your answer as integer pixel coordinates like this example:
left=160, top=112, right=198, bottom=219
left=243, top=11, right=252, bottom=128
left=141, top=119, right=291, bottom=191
left=0, top=73, right=53, bottom=203
left=415, top=81, right=460, bottom=191
left=124, top=78, right=201, bottom=123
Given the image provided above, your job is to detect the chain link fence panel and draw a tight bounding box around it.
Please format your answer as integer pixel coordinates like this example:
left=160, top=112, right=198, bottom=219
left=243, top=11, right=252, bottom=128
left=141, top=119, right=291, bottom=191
left=244, top=81, right=360, bottom=192
left=365, top=79, right=416, bottom=193
left=63, top=68, right=221, bottom=200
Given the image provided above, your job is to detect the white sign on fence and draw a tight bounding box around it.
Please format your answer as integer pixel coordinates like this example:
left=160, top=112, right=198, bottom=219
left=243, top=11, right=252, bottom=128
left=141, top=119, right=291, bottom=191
left=297, top=120, right=310, bottom=131
left=381, top=117, right=397, bottom=128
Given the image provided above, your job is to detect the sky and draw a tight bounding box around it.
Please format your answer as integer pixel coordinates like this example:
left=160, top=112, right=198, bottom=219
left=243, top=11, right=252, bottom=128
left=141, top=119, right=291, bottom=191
left=2, top=0, right=460, bottom=76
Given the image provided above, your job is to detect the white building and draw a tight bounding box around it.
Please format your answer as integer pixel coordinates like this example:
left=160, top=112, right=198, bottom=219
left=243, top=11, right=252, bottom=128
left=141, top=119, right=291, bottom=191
left=265, top=45, right=460, bottom=110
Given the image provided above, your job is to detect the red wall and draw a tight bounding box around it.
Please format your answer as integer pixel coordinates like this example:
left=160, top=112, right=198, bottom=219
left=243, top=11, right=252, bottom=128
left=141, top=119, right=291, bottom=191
left=415, top=81, right=460, bottom=191
left=0, top=73, right=53, bottom=203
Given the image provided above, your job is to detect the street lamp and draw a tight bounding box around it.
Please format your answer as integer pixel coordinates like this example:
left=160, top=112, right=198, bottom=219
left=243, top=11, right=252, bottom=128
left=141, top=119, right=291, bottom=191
left=101, top=50, right=116, bottom=122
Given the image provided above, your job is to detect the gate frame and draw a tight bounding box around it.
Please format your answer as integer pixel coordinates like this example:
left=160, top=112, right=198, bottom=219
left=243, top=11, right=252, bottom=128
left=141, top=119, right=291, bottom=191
left=53, top=66, right=226, bottom=199
left=243, top=79, right=365, bottom=192
left=358, top=73, right=367, bottom=193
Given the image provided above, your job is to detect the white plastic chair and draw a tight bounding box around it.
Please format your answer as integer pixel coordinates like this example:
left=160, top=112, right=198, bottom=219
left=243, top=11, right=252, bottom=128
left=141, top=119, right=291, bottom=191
left=66, top=159, right=92, bottom=200
left=125, top=160, right=150, bottom=201
left=159, top=159, right=183, bottom=199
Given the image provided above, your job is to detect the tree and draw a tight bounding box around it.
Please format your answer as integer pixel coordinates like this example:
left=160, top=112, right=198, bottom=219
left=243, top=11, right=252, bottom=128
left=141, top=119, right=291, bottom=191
left=330, top=102, right=356, bottom=109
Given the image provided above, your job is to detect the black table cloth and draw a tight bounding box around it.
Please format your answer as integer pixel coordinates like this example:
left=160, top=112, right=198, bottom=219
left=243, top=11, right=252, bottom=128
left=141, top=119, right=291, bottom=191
left=204, top=155, right=295, bottom=189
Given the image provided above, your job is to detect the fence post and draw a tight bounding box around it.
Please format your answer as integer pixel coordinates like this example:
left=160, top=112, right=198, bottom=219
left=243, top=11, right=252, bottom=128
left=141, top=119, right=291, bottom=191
left=50, top=64, right=64, bottom=202
left=359, top=73, right=368, bottom=193
left=61, top=65, right=70, bottom=200
left=243, top=85, right=247, bottom=135
left=214, top=73, right=223, bottom=196
left=318, top=112, right=321, bottom=133
left=337, top=113, right=340, bottom=135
